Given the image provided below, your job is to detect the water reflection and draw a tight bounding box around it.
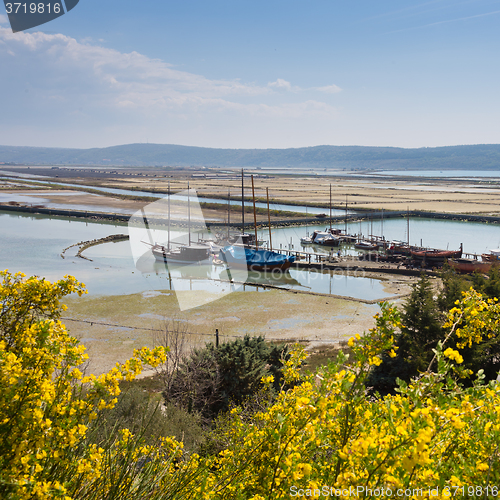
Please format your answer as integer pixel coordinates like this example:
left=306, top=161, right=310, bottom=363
left=3, top=207, right=499, bottom=301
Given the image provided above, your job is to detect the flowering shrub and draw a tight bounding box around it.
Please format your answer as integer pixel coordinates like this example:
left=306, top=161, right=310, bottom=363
left=193, top=297, right=500, bottom=498
left=2, top=272, right=500, bottom=499
left=0, top=271, right=177, bottom=500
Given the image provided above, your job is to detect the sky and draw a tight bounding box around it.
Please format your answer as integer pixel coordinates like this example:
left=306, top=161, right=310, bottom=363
left=1, top=0, right=500, bottom=150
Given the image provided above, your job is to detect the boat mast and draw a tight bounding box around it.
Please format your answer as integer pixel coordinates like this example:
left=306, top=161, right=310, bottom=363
left=266, top=187, right=272, bottom=251
left=241, top=169, right=245, bottom=234
left=329, top=184, right=332, bottom=232
left=407, top=206, right=410, bottom=246
left=345, top=194, right=348, bottom=235
left=188, top=181, right=191, bottom=246
left=251, top=175, right=258, bottom=249
left=381, top=208, right=384, bottom=242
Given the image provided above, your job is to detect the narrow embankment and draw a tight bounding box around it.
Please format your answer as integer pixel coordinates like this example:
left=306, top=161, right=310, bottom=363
left=61, top=234, right=129, bottom=261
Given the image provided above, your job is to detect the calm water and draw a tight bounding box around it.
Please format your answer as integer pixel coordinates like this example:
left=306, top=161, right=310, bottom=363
left=0, top=191, right=139, bottom=215
left=255, top=217, right=500, bottom=256
left=0, top=211, right=390, bottom=301
left=3, top=175, right=500, bottom=303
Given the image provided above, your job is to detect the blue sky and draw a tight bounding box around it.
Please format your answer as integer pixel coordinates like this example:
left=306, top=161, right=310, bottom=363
left=1, top=0, right=500, bottom=149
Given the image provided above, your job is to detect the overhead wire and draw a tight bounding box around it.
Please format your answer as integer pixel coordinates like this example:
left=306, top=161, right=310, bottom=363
left=60, top=316, right=345, bottom=344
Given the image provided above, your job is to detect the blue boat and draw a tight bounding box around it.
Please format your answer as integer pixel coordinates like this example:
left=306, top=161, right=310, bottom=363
left=219, top=245, right=295, bottom=271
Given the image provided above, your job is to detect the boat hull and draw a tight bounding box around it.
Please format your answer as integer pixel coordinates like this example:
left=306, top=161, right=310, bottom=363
left=152, top=244, right=211, bottom=265
left=354, top=242, right=379, bottom=251
left=410, top=249, right=462, bottom=262
left=481, top=252, right=500, bottom=262
left=220, top=245, right=296, bottom=271
left=449, top=259, right=495, bottom=274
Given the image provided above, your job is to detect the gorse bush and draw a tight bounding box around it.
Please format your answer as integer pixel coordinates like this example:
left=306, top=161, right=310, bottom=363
left=0, top=270, right=181, bottom=499
left=2, top=270, right=500, bottom=499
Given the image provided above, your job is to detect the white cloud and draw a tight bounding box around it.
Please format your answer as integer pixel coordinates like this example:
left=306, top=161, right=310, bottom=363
left=0, top=14, right=8, bottom=25
left=267, top=79, right=342, bottom=95
left=0, top=28, right=341, bottom=148
left=0, top=28, right=341, bottom=116
left=268, top=78, right=294, bottom=91
left=0, top=28, right=272, bottom=108
left=222, top=100, right=335, bottom=118
left=314, top=84, right=342, bottom=94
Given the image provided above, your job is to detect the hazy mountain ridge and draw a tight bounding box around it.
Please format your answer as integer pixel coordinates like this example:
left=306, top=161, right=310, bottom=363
left=1, top=143, right=500, bottom=169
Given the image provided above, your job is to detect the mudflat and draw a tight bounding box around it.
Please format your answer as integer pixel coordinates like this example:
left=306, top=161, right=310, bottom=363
left=3, top=166, right=500, bottom=216
left=62, top=275, right=415, bottom=375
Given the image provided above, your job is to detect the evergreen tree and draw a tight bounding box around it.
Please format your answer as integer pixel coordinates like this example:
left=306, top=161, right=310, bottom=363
left=368, top=271, right=500, bottom=396
left=437, top=264, right=471, bottom=312
left=367, top=275, right=443, bottom=395
left=398, top=274, right=443, bottom=374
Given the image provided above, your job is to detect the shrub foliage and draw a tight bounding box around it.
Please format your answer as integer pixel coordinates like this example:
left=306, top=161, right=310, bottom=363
left=2, top=270, right=500, bottom=499
left=163, top=335, right=288, bottom=421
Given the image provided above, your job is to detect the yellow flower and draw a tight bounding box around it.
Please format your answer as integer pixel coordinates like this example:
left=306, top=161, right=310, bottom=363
left=444, top=348, right=464, bottom=364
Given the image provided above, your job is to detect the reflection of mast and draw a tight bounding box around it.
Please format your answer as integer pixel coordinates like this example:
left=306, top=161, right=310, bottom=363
left=251, top=175, right=258, bottom=249
left=188, top=182, right=191, bottom=246
left=267, top=187, right=272, bottom=251
left=241, top=169, right=245, bottom=233
left=407, top=206, right=410, bottom=246
left=227, top=188, right=230, bottom=239
left=167, top=181, right=170, bottom=251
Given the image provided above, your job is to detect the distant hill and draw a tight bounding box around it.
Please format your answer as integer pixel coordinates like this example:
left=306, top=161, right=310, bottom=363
left=1, top=143, right=500, bottom=170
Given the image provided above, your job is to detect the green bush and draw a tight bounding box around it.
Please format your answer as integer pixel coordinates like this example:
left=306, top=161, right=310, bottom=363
left=163, top=335, right=288, bottom=421
left=89, top=386, right=205, bottom=452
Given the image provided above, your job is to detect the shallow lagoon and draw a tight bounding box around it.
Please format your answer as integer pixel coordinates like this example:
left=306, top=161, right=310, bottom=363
left=3, top=202, right=500, bottom=303
left=0, top=211, right=390, bottom=301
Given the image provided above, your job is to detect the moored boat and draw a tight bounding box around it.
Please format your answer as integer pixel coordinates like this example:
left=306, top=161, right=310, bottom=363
left=300, top=230, right=339, bottom=246
left=354, top=241, right=379, bottom=251
left=340, top=234, right=358, bottom=243
left=387, top=241, right=413, bottom=256
left=311, top=230, right=341, bottom=246
left=481, top=249, right=500, bottom=262
left=449, top=258, right=495, bottom=274
left=410, top=244, right=463, bottom=262
left=219, top=245, right=296, bottom=271
left=152, top=243, right=212, bottom=264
